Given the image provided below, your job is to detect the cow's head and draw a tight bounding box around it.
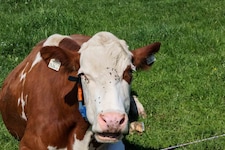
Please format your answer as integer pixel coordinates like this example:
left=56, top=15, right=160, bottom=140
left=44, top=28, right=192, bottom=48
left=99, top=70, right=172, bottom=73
left=40, top=32, right=160, bottom=143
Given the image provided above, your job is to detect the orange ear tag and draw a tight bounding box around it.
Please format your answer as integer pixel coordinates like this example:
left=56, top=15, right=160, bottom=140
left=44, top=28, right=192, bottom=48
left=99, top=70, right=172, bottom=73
left=78, top=84, right=83, bottom=102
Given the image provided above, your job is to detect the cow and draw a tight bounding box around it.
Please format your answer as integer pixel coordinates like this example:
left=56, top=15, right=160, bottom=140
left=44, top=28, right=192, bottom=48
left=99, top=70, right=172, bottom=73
left=0, top=31, right=160, bottom=150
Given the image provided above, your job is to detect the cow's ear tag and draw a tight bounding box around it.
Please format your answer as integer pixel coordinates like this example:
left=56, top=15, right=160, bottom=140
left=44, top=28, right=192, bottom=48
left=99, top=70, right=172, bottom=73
left=146, top=54, right=156, bottom=65
left=48, top=58, right=61, bottom=71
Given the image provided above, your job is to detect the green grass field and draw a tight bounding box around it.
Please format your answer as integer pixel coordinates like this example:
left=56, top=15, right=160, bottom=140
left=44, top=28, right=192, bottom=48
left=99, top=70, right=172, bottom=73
left=0, top=0, right=225, bottom=149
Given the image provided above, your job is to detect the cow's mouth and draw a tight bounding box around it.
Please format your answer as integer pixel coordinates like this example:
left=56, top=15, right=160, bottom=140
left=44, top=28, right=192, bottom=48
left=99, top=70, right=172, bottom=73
left=95, top=132, right=123, bottom=143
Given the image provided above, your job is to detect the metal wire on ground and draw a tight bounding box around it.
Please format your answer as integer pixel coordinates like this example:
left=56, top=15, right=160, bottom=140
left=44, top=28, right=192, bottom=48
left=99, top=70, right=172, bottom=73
left=161, top=133, right=225, bottom=150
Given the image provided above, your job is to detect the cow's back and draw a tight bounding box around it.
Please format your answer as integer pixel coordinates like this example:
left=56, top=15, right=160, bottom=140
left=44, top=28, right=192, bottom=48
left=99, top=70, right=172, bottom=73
left=0, top=42, right=44, bottom=139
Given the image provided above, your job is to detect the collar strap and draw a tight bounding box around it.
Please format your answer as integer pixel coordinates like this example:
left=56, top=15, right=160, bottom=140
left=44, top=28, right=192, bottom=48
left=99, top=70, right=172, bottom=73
left=68, top=74, right=87, bottom=121
left=68, top=76, right=79, bottom=82
left=68, top=73, right=84, bottom=82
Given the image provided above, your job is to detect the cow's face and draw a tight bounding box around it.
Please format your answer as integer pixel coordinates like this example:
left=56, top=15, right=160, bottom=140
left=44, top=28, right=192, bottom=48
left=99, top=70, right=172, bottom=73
left=78, top=32, right=133, bottom=143
left=40, top=32, right=160, bottom=143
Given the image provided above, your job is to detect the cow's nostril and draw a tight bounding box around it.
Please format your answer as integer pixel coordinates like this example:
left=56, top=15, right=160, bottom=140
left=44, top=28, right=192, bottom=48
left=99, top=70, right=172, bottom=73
left=119, top=115, right=125, bottom=125
left=100, top=114, right=107, bottom=123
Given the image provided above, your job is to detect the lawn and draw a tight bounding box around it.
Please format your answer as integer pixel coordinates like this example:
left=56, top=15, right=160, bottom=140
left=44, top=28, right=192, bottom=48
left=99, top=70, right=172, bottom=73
left=0, top=0, right=225, bottom=149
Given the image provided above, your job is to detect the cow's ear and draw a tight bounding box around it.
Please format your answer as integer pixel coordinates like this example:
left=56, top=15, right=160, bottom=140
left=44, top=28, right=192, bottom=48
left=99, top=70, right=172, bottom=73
left=132, top=42, right=160, bottom=70
left=40, top=40, right=80, bottom=72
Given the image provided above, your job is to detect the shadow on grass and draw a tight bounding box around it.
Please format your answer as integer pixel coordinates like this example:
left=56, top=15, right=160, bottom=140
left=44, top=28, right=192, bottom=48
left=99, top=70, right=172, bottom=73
left=124, top=138, right=160, bottom=150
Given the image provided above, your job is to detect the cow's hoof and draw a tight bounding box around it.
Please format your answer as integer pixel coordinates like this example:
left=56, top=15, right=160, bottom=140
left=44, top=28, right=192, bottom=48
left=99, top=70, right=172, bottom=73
left=129, top=122, right=145, bottom=134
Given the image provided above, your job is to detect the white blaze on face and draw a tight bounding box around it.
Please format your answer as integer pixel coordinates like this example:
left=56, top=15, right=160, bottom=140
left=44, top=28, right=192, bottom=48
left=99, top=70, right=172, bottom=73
left=78, top=32, right=133, bottom=133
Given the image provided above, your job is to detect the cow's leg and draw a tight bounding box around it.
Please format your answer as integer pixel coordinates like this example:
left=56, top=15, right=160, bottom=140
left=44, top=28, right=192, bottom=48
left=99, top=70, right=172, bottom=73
left=132, top=95, right=147, bottom=118
left=129, top=95, right=146, bottom=134
left=71, top=128, right=93, bottom=150
left=129, top=94, right=147, bottom=123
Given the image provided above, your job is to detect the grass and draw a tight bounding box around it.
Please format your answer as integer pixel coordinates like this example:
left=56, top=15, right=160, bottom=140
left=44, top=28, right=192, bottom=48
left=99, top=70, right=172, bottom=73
left=0, top=0, right=225, bottom=149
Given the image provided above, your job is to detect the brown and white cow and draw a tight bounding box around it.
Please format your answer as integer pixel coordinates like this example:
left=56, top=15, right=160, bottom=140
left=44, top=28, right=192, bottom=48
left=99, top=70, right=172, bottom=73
left=0, top=32, right=160, bottom=150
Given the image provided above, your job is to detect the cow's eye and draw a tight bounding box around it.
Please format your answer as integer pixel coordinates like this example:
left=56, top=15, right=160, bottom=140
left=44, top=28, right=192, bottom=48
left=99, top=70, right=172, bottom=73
left=80, top=74, right=89, bottom=83
left=123, top=66, right=133, bottom=84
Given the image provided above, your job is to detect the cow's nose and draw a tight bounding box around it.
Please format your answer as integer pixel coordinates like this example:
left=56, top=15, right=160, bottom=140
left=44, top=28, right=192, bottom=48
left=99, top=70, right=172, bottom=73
left=98, top=112, right=128, bottom=132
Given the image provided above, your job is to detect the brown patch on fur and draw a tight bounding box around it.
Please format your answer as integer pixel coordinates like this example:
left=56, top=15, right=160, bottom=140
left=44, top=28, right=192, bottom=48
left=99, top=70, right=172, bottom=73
left=123, top=65, right=133, bottom=84
left=59, top=38, right=81, bottom=51
left=40, top=46, right=80, bottom=72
